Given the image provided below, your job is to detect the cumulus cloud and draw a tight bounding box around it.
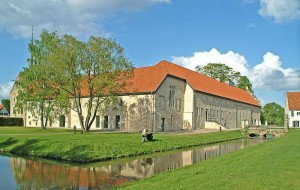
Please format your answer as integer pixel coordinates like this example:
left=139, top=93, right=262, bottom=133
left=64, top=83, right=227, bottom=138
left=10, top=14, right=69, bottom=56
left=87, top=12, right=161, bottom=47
left=172, top=49, right=300, bottom=91
left=172, top=48, right=249, bottom=76
left=0, top=0, right=170, bottom=38
left=259, top=0, right=300, bottom=22
left=250, top=52, right=300, bottom=90
left=0, top=81, right=14, bottom=100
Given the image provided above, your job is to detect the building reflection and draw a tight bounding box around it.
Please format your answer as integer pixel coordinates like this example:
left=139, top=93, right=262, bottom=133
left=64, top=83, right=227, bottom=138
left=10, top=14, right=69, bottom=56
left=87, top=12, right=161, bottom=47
left=9, top=138, right=265, bottom=189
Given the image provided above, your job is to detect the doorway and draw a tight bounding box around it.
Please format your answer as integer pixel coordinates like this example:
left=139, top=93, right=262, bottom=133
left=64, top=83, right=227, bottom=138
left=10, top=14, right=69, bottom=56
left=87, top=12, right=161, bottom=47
left=161, top=118, right=165, bottom=132
left=104, top=116, right=108, bottom=129
left=115, top=115, right=120, bottom=129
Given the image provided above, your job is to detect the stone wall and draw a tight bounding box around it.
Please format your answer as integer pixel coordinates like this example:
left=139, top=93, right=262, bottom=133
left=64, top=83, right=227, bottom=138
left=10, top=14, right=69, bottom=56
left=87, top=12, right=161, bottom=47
left=194, top=92, right=260, bottom=129
left=154, top=76, right=186, bottom=132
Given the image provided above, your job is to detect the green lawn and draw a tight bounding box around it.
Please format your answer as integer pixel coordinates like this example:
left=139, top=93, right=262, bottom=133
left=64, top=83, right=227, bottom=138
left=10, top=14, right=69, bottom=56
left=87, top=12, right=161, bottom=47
left=120, top=129, right=300, bottom=190
left=0, top=127, right=243, bottom=162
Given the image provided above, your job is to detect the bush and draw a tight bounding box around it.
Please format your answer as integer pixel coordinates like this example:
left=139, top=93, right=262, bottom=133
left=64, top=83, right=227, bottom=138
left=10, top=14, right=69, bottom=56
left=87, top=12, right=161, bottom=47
left=0, top=117, right=23, bottom=126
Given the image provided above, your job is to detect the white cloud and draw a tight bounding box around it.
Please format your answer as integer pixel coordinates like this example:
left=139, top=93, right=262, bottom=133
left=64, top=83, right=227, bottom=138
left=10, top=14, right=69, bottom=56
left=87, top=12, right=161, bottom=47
left=172, top=48, right=249, bottom=76
left=0, top=0, right=170, bottom=38
left=0, top=81, right=13, bottom=100
left=172, top=49, right=300, bottom=91
left=250, top=52, right=300, bottom=90
left=259, top=0, right=300, bottom=22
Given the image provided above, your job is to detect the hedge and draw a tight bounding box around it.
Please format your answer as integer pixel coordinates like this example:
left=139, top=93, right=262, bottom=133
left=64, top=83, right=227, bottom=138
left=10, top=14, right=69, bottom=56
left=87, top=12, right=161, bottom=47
left=0, top=117, right=23, bottom=126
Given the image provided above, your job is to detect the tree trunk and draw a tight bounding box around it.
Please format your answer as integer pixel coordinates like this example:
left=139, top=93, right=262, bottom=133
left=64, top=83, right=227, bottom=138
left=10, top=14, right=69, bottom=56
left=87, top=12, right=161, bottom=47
left=40, top=101, right=46, bottom=129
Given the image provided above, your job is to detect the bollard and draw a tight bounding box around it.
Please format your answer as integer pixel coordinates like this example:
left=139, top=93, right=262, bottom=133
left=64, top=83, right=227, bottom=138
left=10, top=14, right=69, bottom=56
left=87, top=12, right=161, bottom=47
left=73, top=125, right=76, bottom=134
left=219, top=127, right=222, bottom=132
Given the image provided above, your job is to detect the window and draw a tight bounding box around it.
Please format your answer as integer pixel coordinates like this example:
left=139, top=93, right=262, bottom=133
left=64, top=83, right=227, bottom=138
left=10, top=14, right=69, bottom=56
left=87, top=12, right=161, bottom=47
left=96, top=116, right=100, bottom=128
left=197, top=107, right=201, bottom=117
left=171, top=115, right=174, bottom=126
left=176, top=98, right=181, bottom=111
left=221, top=111, right=224, bottom=119
left=205, top=109, right=209, bottom=121
left=158, top=96, right=165, bottom=109
left=169, top=85, right=175, bottom=108
left=297, top=112, right=300, bottom=116
left=291, top=111, right=294, bottom=117
left=118, top=99, right=123, bottom=106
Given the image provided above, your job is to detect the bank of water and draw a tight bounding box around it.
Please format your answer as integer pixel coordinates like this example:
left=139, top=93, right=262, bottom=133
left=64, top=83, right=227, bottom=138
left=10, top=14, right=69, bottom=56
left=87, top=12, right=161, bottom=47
left=0, top=137, right=270, bottom=189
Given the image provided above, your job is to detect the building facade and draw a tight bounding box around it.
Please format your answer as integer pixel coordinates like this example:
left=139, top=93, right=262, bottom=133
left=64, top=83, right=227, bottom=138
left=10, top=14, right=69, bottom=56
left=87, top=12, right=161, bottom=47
left=285, top=92, right=300, bottom=128
left=11, top=60, right=261, bottom=131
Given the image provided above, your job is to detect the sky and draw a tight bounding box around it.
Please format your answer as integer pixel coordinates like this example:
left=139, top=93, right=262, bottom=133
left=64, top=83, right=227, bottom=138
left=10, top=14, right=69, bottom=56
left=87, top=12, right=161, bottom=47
left=0, top=0, right=299, bottom=107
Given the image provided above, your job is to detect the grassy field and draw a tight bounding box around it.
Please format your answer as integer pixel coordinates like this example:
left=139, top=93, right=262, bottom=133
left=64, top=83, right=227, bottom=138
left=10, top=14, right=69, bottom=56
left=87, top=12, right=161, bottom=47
left=0, top=127, right=243, bottom=162
left=120, top=129, right=300, bottom=190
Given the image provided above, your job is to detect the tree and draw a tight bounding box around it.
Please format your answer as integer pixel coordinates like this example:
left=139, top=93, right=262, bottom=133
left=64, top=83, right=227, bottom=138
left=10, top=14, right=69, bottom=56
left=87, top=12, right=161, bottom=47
left=237, top=76, right=254, bottom=94
left=196, top=63, right=241, bottom=83
left=16, top=30, right=63, bottom=129
left=49, top=35, right=133, bottom=132
left=1, top=99, right=10, bottom=114
left=261, top=102, right=284, bottom=126
left=195, top=63, right=254, bottom=93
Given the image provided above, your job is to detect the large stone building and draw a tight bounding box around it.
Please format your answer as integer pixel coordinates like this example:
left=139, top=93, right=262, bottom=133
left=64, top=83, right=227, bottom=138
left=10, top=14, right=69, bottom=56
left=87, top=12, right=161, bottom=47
left=285, top=92, right=300, bottom=128
left=10, top=60, right=260, bottom=131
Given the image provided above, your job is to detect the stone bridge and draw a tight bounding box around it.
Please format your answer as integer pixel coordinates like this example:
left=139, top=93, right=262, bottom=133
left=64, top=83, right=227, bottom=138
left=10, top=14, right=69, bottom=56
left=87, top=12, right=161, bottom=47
left=248, top=127, right=288, bottom=137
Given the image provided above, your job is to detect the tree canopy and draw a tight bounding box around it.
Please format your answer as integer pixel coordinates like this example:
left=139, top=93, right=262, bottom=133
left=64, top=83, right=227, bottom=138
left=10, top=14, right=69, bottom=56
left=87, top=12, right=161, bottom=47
left=1, top=99, right=10, bottom=114
left=16, top=30, right=133, bottom=131
left=261, top=102, right=284, bottom=126
left=195, top=63, right=254, bottom=94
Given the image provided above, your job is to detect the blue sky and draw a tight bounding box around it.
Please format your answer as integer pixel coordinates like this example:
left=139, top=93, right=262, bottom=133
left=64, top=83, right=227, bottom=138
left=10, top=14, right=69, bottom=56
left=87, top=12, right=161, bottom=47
left=0, top=0, right=299, bottom=107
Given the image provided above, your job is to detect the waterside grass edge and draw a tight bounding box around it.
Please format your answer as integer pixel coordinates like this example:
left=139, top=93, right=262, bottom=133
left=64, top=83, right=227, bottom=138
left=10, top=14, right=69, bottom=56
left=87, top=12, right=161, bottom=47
left=0, top=127, right=244, bottom=163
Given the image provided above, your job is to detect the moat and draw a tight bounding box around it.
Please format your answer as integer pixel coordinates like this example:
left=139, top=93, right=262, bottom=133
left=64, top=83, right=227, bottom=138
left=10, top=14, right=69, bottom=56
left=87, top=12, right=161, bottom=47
left=0, top=137, right=270, bottom=189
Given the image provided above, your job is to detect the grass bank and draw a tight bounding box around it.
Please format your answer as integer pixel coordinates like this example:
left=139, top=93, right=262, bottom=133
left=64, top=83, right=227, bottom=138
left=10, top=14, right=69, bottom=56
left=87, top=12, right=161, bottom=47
left=0, top=127, right=243, bottom=162
left=120, top=129, right=300, bottom=189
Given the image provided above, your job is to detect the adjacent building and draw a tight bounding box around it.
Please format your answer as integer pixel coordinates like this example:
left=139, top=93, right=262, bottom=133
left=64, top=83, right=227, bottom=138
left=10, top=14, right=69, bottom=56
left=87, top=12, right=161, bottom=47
left=11, top=60, right=261, bottom=131
left=0, top=104, right=9, bottom=116
left=285, top=92, right=300, bottom=128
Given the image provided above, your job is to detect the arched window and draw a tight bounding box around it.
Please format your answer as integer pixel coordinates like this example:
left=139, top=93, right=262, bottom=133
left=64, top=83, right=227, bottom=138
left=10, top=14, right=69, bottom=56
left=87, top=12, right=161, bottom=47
left=169, top=85, right=175, bottom=108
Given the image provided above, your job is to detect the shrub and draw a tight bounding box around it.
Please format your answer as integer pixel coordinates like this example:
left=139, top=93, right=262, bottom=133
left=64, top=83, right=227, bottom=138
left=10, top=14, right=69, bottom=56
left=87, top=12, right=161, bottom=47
left=0, top=117, right=23, bottom=126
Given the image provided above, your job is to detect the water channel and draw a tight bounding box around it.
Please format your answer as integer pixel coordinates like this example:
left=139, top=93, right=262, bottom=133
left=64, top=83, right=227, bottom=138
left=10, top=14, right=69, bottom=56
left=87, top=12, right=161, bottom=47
left=0, top=137, right=271, bottom=189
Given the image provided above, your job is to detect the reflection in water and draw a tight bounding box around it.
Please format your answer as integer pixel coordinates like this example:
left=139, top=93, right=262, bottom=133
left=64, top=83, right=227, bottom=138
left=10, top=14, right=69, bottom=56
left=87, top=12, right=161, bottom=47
left=4, top=138, right=267, bottom=189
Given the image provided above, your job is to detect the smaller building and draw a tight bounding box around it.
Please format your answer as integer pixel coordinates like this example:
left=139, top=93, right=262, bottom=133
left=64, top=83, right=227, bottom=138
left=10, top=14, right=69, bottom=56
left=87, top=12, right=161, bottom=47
left=285, top=92, right=300, bottom=128
left=0, top=104, right=9, bottom=116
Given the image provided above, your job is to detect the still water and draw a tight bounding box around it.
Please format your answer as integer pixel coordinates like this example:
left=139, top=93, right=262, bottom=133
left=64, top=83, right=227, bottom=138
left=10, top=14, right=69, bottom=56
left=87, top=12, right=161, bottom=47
left=0, top=138, right=269, bottom=189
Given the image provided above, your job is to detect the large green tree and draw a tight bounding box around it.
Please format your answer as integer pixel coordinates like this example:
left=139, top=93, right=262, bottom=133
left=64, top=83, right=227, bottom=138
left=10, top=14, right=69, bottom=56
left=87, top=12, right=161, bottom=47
left=16, top=30, right=62, bottom=128
left=1, top=99, right=10, bottom=114
left=195, top=63, right=254, bottom=93
left=49, top=35, right=133, bottom=132
left=261, top=102, right=284, bottom=126
left=17, top=30, right=133, bottom=131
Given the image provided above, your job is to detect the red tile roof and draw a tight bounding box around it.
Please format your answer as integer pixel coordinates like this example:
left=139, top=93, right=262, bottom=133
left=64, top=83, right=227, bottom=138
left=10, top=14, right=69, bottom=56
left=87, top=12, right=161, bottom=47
left=0, top=104, right=4, bottom=111
left=287, top=92, right=300, bottom=110
left=124, top=60, right=260, bottom=107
